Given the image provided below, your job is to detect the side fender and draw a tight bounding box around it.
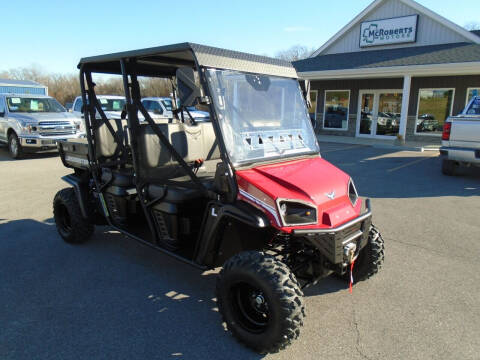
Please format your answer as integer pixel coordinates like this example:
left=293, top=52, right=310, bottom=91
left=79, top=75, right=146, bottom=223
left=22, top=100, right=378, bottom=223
left=194, top=201, right=271, bottom=267
left=61, top=174, right=89, bottom=219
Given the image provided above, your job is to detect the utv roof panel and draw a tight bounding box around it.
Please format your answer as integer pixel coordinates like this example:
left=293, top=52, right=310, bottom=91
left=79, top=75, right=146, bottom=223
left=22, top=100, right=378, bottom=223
left=78, top=42, right=298, bottom=78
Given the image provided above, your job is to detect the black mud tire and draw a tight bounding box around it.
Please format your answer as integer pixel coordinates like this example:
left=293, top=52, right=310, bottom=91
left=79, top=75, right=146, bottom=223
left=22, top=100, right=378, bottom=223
left=53, top=188, right=94, bottom=244
left=216, top=251, right=305, bottom=354
left=8, top=132, right=23, bottom=159
left=442, top=159, right=457, bottom=176
left=351, top=224, right=385, bottom=282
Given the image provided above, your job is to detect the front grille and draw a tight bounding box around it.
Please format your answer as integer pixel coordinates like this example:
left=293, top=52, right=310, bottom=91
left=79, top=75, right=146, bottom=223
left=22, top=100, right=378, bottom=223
left=38, top=121, right=71, bottom=126
left=304, top=217, right=371, bottom=264
left=337, top=222, right=362, bottom=241
left=39, top=131, right=75, bottom=136
left=38, top=120, right=76, bottom=136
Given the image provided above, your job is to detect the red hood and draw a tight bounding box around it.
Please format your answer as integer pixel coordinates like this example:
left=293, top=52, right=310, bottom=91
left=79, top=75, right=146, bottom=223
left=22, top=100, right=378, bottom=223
left=236, top=157, right=362, bottom=229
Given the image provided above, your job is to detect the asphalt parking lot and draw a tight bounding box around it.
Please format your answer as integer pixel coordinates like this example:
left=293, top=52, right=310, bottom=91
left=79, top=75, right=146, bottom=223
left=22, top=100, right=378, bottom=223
left=0, top=143, right=479, bottom=360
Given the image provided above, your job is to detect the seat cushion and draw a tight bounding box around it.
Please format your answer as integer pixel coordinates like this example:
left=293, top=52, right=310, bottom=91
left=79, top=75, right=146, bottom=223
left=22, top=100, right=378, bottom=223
left=95, top=119, right=129, bottom=158
left=137, top=122, right=220, bottom=182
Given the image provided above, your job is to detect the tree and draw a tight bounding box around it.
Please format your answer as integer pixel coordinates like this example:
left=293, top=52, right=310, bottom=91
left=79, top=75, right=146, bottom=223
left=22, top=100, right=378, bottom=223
left=275, top=45, right=314, bottom=61
left=464, top=22, right=480, bottom=31
left=0, top=66, right=173, bottom=105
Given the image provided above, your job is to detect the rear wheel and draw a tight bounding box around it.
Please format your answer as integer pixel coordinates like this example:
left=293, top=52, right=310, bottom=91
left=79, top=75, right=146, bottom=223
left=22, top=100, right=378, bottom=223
left=53, top=188, right=93, bottom=244
left=216, top=251, right=305, bottom=353
left=8, top=133, right=23, bottom=159
left=442, top=159, right=457, bottom=176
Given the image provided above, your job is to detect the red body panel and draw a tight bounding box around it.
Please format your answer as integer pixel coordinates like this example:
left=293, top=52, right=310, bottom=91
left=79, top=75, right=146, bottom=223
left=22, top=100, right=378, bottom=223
left=236, top=157, right=362, bottom=233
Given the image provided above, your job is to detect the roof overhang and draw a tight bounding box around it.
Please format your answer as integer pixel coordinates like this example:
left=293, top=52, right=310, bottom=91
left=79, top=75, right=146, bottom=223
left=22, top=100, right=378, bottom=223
left=298, top=61, right=480, bottom=80
left=78, top=42, right=297, bottom=78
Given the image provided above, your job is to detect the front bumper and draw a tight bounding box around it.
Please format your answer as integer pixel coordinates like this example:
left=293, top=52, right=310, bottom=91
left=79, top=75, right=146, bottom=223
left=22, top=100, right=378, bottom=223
left=19, top=133, right=85, bottom=148
left=292, top=199, right=372, bottom=265
left=440, top=146, right=480, bottom=165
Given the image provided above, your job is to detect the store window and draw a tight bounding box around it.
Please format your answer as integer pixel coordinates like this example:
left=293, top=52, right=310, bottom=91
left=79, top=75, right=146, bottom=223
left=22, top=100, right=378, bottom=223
left=466, top=88, right=480, bottom=105
left=323, top=90, right=350, bottom=130
left=415, top=89, right=454, bottom=135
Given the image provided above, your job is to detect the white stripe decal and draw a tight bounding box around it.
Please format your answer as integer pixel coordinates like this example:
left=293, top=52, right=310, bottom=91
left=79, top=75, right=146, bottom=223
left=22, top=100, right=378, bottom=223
left=239, top=189, right=281, bottom=227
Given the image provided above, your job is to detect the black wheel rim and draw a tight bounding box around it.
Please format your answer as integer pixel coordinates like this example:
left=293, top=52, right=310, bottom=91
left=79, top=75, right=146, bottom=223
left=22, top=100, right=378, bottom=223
left=230, top=282, right=270, bottom=333
left=56, top=203, right=72, bottom=234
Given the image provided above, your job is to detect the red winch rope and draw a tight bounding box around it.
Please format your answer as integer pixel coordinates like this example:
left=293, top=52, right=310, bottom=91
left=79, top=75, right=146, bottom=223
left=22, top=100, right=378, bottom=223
left=349, top=259, right=355, bottom=294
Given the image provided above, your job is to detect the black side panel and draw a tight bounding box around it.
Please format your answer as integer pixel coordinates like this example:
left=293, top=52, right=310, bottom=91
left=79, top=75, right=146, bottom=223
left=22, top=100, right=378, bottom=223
left=194, top=201, right=271, bottom=267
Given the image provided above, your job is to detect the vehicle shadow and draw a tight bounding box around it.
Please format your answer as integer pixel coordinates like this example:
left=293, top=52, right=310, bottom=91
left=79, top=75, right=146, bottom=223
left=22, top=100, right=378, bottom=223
left=322, top=146, right=480, bottom=199
left=303, top=276, right=347, bottom=297
left=0, top=218, right=269, bottom=360
left=0, top=145, right=58, bottom=162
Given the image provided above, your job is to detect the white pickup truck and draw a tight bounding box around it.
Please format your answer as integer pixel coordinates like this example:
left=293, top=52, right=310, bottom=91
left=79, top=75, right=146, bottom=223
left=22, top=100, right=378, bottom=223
left=440, top=96, right=480, bottom=175
left=0, top=94, right=84, bottom=159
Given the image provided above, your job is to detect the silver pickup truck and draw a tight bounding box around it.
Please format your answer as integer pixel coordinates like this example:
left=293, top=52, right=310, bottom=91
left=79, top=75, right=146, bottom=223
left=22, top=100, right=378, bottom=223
left=0, top=94, right=84, bottom=159
left=440, top=96, right=480, bottom=175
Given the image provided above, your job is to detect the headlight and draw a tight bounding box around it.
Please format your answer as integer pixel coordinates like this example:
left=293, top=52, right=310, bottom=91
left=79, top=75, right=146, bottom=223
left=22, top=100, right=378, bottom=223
left=348, top=178, right=358, bottom=206
left=74, top=119, right=85, bottom=132
left=277, top=200, right=317, bottom=226
left=22, top=124, right=36, bottom=133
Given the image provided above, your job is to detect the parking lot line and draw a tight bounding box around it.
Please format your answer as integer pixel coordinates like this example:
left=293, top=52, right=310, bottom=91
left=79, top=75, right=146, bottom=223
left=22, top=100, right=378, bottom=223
left=387, top=155, right=436, bottom=172
left=321, top=145, right=366, bottom=153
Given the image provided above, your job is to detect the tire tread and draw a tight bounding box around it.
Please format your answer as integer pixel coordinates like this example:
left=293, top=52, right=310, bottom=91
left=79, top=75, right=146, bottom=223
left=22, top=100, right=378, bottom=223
left=216, top=251, right=305, bottom=353
left=53, top=188, right=93, bottom=244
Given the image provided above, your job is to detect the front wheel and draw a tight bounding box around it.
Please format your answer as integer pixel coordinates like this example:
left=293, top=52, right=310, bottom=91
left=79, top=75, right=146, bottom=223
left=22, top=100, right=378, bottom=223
left=351, top=224, right=385, bottom=281
left=8, top=133, right=23, bottom=159
left=216, top=251, right=305, bottom=354
left=53, top=188, right=94, bottom=244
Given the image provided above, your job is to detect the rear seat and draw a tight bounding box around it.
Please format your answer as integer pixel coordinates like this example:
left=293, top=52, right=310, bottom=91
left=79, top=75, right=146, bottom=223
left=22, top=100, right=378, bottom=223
left=94, top=119, right=129, bottom=159
left=94, top=119, right=134, bottom=187
left=137, top=121, right=220, bottom=202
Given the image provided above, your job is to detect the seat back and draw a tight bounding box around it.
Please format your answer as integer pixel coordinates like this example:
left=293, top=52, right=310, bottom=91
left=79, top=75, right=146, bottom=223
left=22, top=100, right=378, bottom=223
left=94, top=119, right=129, bottom=159
left=137, top=122, right=220, bottom=180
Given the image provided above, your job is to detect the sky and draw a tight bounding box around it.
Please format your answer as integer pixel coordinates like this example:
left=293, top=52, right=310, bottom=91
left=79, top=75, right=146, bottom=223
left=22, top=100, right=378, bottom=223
left=2, top=0, right=479, bottom=74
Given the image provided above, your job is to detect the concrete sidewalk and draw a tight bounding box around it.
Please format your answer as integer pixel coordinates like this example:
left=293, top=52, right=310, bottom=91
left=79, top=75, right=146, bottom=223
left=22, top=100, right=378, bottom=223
left=316, top=134, right=440, bottom=152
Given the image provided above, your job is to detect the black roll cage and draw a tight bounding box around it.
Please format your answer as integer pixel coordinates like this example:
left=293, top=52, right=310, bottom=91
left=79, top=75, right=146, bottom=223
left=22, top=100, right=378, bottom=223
left=79, top=52, right=235, bottom=196
left=76, top=43, right=297, bottom=268
left=78, top=53, right=240, bottom=268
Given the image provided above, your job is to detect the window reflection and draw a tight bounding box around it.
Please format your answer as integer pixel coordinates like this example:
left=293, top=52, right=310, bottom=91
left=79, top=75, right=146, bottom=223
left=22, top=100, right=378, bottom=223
left=324, top=91, right=350, bottom=130
left=416, top=89, right=454, bottom=135
left=376, top=92, right=402, bottom=136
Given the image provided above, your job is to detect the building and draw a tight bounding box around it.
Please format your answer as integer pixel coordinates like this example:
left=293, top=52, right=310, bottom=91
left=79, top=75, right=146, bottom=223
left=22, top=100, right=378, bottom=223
left=0, top=78, right=48, bottom=95
left=293, top=0, right=480, bottom=144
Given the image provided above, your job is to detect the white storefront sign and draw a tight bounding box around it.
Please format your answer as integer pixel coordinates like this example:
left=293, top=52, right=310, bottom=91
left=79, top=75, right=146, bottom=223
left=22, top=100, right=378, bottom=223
left=360, top=15, right=418, bottom=47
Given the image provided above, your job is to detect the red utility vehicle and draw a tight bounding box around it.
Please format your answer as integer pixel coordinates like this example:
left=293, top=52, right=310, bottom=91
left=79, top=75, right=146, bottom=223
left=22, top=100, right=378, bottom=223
left=53, top=43, right=384, bottom=353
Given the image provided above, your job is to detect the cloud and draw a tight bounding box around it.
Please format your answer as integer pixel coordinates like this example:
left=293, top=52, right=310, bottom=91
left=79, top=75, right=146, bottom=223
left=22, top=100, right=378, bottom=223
left=283, top=26, right=312, bottom=33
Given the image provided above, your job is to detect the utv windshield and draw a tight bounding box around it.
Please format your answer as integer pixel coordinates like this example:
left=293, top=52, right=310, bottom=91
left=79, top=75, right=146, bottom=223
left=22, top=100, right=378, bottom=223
left=7, top=97, right=66, bottom=113
left=206, top=69, right=319, bottom=165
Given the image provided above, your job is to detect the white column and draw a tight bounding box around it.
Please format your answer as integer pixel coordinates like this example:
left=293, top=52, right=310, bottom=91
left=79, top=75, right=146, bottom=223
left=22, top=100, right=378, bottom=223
left=399, top=75, right=411, bottom=139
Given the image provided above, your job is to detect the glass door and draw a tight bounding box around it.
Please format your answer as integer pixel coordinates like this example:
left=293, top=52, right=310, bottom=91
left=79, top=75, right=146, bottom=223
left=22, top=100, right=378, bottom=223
left=357, top=90, right=403, bottom=138
left=376, top=92, right=402, bottom=136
